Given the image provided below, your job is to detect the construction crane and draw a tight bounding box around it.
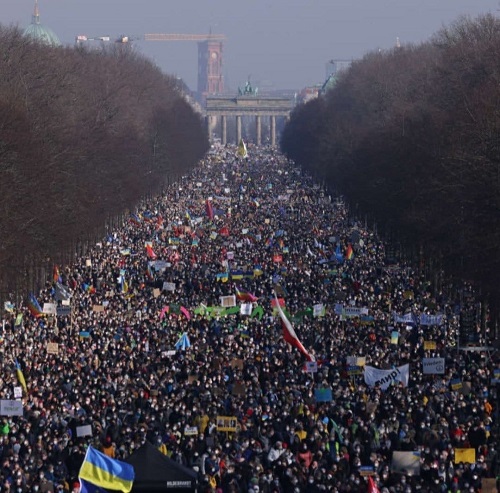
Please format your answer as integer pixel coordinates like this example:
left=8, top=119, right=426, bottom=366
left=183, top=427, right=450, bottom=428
left=75, top=32, right=226, bottom=98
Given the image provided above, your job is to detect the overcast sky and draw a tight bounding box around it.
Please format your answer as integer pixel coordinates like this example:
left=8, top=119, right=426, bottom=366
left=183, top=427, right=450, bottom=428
left=2, top=0, right=498, bottom=92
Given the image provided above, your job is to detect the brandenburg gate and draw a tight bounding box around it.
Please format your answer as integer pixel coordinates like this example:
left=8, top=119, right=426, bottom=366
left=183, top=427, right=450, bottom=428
left=205, top=91, right=295, bottom=146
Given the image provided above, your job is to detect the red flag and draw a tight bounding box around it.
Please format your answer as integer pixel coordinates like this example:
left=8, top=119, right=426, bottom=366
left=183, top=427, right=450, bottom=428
left=274, top=293, right=315, bottom=362
left=53, top=265, right=61, bottom=283
left=367, top=477, right=380, bottom=493
left=146, top=245, right=157, bottom=259
left=205, top=199, right=214, bottom=221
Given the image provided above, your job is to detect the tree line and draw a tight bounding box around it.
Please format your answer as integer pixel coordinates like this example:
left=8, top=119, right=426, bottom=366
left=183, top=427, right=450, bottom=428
left=281, top=15, right=500, bottom=316
left=0, top=26, right=209, bottom=303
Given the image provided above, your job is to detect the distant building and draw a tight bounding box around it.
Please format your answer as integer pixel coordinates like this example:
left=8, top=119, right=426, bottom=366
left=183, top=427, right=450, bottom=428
left=296, top=85, right=322, bottom=105
left=23, top=0, right=61, bottom=47
left=325, top=59, right=352, bottom=80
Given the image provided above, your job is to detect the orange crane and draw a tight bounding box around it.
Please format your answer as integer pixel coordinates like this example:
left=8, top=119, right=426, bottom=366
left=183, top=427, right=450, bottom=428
left=76, top=33, right=225, bottom=97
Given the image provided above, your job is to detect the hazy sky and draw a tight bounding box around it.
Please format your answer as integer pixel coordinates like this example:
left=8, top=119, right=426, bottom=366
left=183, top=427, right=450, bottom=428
left=2, top=0, right=498, bottom=92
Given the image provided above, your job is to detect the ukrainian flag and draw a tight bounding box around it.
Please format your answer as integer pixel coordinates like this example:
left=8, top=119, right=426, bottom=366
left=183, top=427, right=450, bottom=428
left=79, top=446, right=134, bottom=493
left=14, top=359, right=27, bottom=394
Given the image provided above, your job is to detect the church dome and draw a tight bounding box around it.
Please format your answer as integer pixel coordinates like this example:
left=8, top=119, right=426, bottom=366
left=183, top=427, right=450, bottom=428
left=23, top=0, right=61, bottom=47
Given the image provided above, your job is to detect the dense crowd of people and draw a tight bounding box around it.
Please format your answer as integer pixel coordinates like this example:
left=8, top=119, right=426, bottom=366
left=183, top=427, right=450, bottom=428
left=1, top=145, right=498, bottom=493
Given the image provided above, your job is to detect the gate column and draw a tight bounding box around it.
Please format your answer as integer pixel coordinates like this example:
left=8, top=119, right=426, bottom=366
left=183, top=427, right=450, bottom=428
left=236, top=115, right=242, bottom=143
left=270, top=115, right=276, bottom=146
left=221, top=115, right=227, bottom=145
left=256, top=115, right=262, bottom=145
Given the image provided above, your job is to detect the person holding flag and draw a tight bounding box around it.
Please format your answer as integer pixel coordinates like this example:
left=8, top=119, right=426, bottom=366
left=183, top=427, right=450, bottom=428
left=274, top=292, right=315, bottom=362
left=79, top=446, right=134, bottom=493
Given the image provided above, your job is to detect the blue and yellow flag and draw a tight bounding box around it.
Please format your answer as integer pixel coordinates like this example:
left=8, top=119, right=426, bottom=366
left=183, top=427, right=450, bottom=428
left=79, top=446, right=134, bottom=493
left=14, top=359, right=27, bottom=394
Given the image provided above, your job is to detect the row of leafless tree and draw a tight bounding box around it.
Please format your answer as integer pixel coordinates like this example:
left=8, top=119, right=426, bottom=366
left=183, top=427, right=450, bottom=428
left=0, top=26, right=208, bottom=303
left=281, top=15, right=500, bottom=314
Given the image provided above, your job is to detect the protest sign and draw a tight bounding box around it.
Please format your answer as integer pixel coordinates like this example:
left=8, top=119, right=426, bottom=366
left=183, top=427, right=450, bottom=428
left=0, top=400, right=23, bottom=417
left=422, top=357, right=445, bottom=374
left=184, top=426, right=198, bottom=436
left=76, top=425, right=93, bottom=437
left=454, top=448, right=475, bottom=464
left=46, top=343, right=59, bottom=355
left=314, top=388, right=333, bottom=402
left=391, top=451, right=421, bottom=476
left=220, top=295, right=236, bottom=308
left=216, top=416, right=238, bottom=432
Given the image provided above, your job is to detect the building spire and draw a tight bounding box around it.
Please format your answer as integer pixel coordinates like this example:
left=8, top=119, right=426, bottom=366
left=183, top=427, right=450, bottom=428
left=33, top=0, right=40, bottom=25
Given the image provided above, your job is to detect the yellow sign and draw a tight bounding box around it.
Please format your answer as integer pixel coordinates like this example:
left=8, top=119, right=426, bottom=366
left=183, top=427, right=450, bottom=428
left=424, top=341, right=436, bottom=350
left=454, top=448, right=475, bottom=464
left=216, top=416, right=238, bottom=432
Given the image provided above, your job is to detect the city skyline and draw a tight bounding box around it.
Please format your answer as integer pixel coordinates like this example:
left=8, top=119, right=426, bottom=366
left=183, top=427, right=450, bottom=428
left=2, top=0, right=498, bottom=92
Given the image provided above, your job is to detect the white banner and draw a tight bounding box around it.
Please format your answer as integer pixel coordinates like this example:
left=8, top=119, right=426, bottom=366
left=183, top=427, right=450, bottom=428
left=240, top=303, right=253, bottom=316
left=313, top=304, right=325, bottom=317
left=42, top=303, right=57, bottom=315
left=422, top=357, right=445, bottom=374
left=162, top=282, right=176, bottom=292
left=0, top=400, right=23, bottom=416
left=419, top=313, right=444, bottom=326
left=76, top=425, right=93, bottom=437
left=364, top=364, right=410, bottom=390
left=393, top=312, right=417, bottom=325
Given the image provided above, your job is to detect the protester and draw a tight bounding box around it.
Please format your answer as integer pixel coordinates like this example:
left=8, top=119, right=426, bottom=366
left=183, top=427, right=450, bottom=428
left=0, top=144, right=498, bottom=493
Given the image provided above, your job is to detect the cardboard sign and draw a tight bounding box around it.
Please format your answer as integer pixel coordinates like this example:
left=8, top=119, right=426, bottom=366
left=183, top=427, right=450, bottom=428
left=92, top=305, right=105, bottom=313
left=220, top=295, right=236, bottom=308
left=232, top=383, right=246, bottom=396
left=163, top=282, right=176, bottom=292
left=76, top=425, right=93, bottom=437
left=13, top=387, right=22, bottom=399
left=216, top=416, right=238, bottom=432
left=305, top=361, right=318, bottom=373
left=85, top=259, right=92, bottom=267
left=46, top=343, right=59, bottom=355
left=0, top=400, right=23, bottom=416
left=153, top=288, right=161, bottom=298
left=230, top=359, right=244, bottom=370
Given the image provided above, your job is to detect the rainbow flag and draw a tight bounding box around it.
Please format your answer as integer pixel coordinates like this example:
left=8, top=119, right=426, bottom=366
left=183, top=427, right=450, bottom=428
left=82, top=283, right=96, bottom=295
left=27, top=293, right=44, bottom=318
left=235, top=286, right=258, bottom=303
left=346, top=244, right=354, bottom=260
